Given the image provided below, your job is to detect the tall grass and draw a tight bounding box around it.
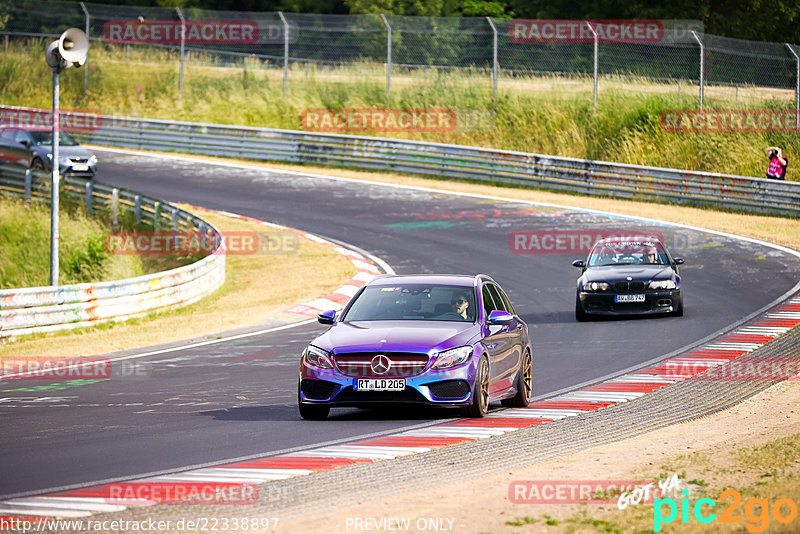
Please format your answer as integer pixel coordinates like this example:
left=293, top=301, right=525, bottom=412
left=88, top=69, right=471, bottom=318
left=0, top=197, right=146, bottom=288
left=1, top=39, right=797, bottom=180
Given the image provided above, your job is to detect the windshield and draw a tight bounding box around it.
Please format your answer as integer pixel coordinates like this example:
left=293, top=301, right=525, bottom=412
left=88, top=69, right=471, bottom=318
left=342, top=284, right=477, bottom=322
left=29, top=131, right=80, bottom=147
left=588, top=241, right=669, bottom=266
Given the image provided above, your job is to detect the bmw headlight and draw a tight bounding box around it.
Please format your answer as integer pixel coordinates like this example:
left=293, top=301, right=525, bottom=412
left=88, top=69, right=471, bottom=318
left=46, top=153, right=53, bottom=159
left=88, top=155, right=98, bottom=165
left=302, top=345, right=333, bottom=369
left=58, top=156, right=71, bottom=166
left=431, top=346, right=473, bottom=370
left=649, top=280, right=677, bottom=290
left=582, top=281, right=610, bottom=292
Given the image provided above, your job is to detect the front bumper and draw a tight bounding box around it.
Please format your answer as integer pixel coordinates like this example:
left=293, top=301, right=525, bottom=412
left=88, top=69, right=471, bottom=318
left=299, top=359, right=478, bottom=408
left=578, top=289, right=681, bottom=316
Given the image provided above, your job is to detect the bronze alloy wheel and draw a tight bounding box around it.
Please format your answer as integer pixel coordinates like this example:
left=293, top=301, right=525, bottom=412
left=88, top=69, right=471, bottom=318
left=462, top=357, right=489, bottom=418
left=502, top=349, right=532, bottom=408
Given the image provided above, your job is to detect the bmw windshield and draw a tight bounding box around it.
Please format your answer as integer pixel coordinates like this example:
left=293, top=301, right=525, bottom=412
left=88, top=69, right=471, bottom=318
left=342, top=284, right=477, bottom=322
left=588, top=241, right=669, bottom=266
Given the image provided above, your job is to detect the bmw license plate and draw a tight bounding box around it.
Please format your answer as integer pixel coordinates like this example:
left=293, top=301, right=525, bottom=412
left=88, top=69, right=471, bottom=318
left=354, top=378, right=405, bottom=391
left=72, top=164, right=89, bottom=171
left=615, top=294, right=646, bottom=303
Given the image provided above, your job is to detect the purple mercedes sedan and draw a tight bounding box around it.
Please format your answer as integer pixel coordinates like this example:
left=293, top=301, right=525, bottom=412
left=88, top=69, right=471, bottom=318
left=298, top=274, right=533, bottom=420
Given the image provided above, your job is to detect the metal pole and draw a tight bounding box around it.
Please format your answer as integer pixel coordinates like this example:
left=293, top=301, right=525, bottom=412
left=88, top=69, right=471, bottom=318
left=487, top=17, right=498, bottom=105
left=786, top=43, right=799, bottom=133
left=176, top=7, right=185, bottom=98
left=80, top=2, right=89, bottom=95
left=50, top=66, right=61, bottom=286
left=691, top=31, right=704, bottom=111
left=380, top=14, right=391, bottom=96
left=278, top=12, right=289, bottom=92
left=585, top=21, right=598, bottom=109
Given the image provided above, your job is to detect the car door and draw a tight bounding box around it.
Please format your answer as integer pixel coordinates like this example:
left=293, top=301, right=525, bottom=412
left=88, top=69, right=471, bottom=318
left=486, top=283, right=521, bottom=389
left=12, top=130, right=35, bottom=167
left=0, top=129, right=26, bottom=166
left=480, top=283, right=513, bottom=397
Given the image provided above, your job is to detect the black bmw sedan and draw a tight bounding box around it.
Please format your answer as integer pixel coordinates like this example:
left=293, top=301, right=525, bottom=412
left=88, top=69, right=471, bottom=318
left=572, top=237, right=684, bottom=321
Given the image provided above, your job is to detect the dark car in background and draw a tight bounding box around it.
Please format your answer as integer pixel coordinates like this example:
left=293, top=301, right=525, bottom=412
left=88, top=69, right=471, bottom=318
left=0, top=127, right=97, bottom=178
left=298, top=274, right=533, bottom=420
left=573, top=237, right=684, bottom=320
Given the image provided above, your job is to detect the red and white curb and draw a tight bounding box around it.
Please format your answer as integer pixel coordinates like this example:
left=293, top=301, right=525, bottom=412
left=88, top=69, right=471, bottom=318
left=2, top=296, right=798, bottom=520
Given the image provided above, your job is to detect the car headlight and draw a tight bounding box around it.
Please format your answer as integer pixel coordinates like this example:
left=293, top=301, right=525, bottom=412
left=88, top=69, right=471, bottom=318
left=649, top=280, right=677, bottom=290
left=582, top=281, right=610, bottom=292
left=46, top=153, right=53, bottom=159
left=88, top=155, right=98, bottom=165
left=431, top=346, right=473, bottom=370
left=58, top=156, right=71, bottom=165
left=302, top=345, right=333, bottom=369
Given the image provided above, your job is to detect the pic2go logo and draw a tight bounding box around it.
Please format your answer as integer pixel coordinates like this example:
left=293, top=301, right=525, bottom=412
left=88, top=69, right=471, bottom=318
left=654, top=489, right=799, bottom=532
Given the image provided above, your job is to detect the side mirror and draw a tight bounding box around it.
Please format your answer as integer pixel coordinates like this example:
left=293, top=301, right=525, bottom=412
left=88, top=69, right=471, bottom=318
left=487, top=310, right=513, bottom=325
left=572, top=260, right=586, bottom=268
left=20, top=139, right=31, bottom=148
left=317, top=310, right=336, bottom=325
left=674, top=258, right=685, bottom=265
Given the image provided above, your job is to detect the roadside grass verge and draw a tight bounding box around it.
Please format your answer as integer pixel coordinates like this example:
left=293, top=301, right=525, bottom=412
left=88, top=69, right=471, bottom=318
left=0, top=195, right=150, bottom=288
left=1, top=40, right=798, bottom=181
left=0, top=206, right=356, bottom=358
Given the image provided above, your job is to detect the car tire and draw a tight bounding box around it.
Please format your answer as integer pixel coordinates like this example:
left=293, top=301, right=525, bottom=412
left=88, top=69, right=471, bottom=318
left=575, top=294, right=589, bottom=322
left=461, top=356, right=489, bottom=418
left=297, top=383, right=330, bottom=420
left=31, top=157, right=45, bottom=171
left=673, top=298, right=684, bottom=317
left=501, top=349, right=532, bottom=408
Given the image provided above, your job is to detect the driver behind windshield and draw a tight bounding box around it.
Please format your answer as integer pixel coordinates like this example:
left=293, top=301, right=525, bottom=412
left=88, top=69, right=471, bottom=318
left=450, top=292, right=470, bottom=320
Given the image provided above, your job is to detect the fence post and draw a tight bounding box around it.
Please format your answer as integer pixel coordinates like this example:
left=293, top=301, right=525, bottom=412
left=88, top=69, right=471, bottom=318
left=691, top=31, right=704, bottom=111
left=134, top=195, right=141, bottom=226
left=585, top=21, right=598, bottom=109
left=787, top=43, right=799, bottom=133
left=80, top=2, right=89, bottom=95
left=176, top=7, right=185, bottom=98
left=24, top=169, right=32, bottom=200
left=154, top=201, right=161, bottom=231
left=487, top=17, right=498, bottom=105
left=85, top=182, right=93, bottom=215
left=278, top=12, right=289, bottom=92
left=4, top=33, right=7, bottom=52
left=111, top=188, right=119, bottom=227
left=380, top=14, right=392, bottom=97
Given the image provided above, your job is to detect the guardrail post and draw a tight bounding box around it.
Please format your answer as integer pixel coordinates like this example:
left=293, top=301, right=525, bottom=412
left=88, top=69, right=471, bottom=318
left=786, top=43, right=799, bottom=133
left=380, top=14, right=392, bottom=97
left=691, top=31, right=704, bottom=111
left=154, top=201, right=161, bottom=231
left=176, top=7, right=185, bottom=99
left=171, top=208, right=179, bottom=232
left=134, top=195, right=142, bottom=226
left=80, top=2, right=90, bottom=95
left=585, top=21, right=598, bottom=109
left=487, top=17, right=498, bottom=106
left=4, top=34, right=7, bottom=52
left=278, top=12, right=289, bottom=92
left=85, top=182, right=93, bottom=215
left=111, top=188, right=119, bottom=228
left=24, top=169, right=32, bottom=200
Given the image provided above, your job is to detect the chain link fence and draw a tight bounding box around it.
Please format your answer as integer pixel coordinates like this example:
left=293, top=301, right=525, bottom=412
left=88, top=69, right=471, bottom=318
left=1, top=1, right=799, bottom=112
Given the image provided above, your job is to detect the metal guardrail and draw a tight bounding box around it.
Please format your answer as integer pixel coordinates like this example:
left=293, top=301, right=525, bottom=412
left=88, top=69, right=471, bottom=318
left=63, top=110, right=800, bottom=217
left=0, top=164, right=225, bottom=338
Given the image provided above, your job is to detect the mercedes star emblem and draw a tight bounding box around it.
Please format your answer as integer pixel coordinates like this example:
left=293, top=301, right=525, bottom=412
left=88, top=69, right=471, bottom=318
left=370, top=354, right=391, bottom=375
